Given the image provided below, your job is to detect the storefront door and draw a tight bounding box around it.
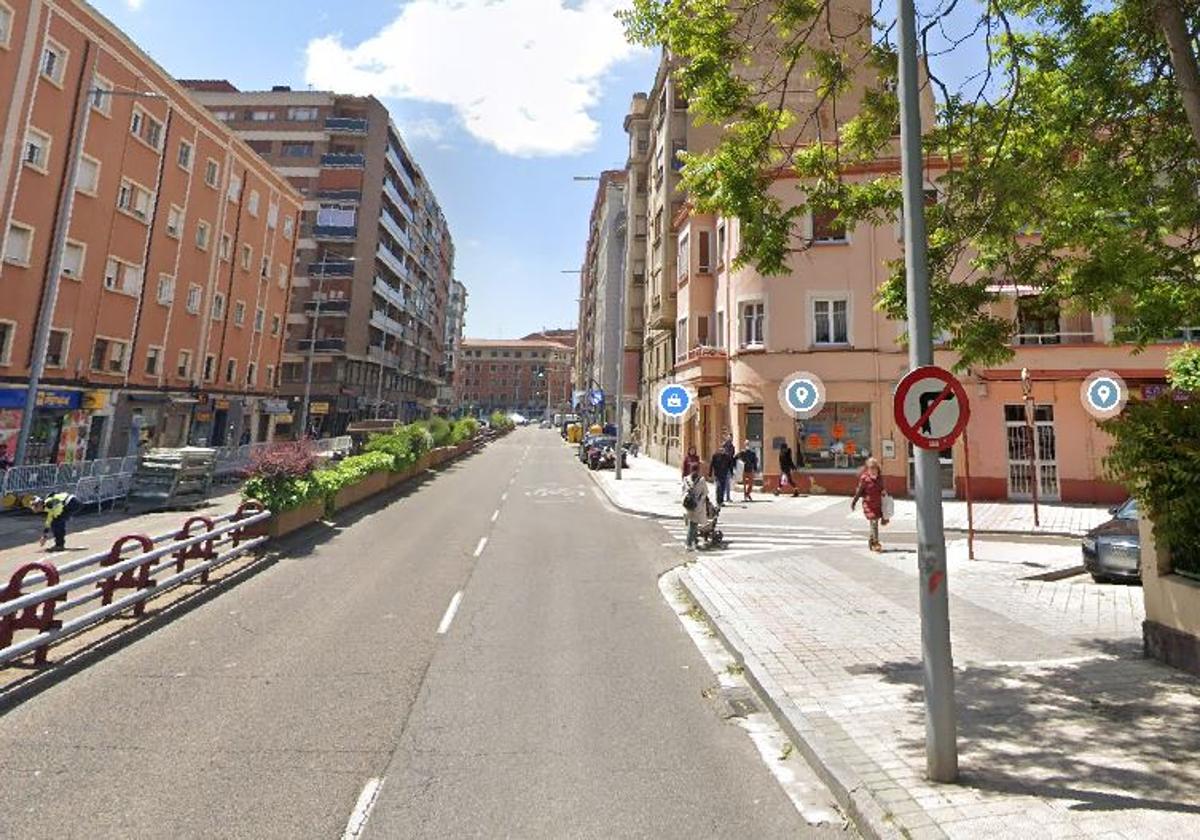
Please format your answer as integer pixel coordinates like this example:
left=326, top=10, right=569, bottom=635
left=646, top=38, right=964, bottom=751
left=745, top=406, right=764, bottom=470
left=86, top=416, right=106, bottom=461
left=1005, top=404, right=1061, bottom=501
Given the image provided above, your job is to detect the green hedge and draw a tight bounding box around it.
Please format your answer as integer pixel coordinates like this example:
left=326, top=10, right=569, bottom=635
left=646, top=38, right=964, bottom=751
left=489, top=410, right=515, bottom=431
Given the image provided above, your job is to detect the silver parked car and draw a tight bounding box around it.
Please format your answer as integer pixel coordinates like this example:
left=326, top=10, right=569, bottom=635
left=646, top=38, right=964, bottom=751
left=1082, top=498, right=1141, bottom=583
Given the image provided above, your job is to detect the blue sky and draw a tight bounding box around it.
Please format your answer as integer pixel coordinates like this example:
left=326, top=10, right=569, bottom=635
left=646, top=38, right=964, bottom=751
left=94, top=0, right=658, bottom=339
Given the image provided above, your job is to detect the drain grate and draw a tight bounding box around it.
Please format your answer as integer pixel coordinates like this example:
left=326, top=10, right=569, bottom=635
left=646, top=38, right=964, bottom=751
left=714, top=685, right=761, bottom=718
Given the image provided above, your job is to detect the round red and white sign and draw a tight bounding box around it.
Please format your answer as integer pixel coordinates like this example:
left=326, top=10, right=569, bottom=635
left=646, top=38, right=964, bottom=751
left=893, top=366, right=971, bottom=451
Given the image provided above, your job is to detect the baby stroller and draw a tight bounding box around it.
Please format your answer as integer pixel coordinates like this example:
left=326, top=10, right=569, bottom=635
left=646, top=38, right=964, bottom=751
left=695, top=496, right=725, bottom=548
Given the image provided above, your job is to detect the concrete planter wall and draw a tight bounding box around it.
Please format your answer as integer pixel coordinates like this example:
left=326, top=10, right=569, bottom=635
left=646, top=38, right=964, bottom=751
left=331, top=471, right=390, bottom=512
left=1140, top=517, right=1200, bottom=675
left=267, top=497, right=326, bottom=538
left=386, top=463, right=420, bottom=488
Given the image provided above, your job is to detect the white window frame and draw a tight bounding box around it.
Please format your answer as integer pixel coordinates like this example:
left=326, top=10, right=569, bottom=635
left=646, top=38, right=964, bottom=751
left=156, top=274, right=174, bottom=306
left=277, top=264, right=288, bottom=289
left=282, top=216, right=294, bottom=240
left=0, top=319, right=16, bottom=364
left=811, top=293, right=852, bottom=347
left=227, top=174, right=242, bottom=202
left=116, top=177, right=154, bottom=222
left=144, top=345, right=163, bottom=376
left=267, top=201, right=279, bottom=230
left=676, top=232, right=689, bottom=281
left=286, top=107, right=318, bottom=122
left=90, top=75, right=113, bottom=115
left=186, top=284, right=202, bottom=315
left=23, top=127, right=51, bottom=173
left=219, top=233, right=232, bottom=261
left=3, top=221, right=34, bottom=266
left=249, top=110, right=275, bottom=122
left=76, top=154, right=101, bottom=196
left=225, top=357, right=237, bottom=384
left=195, top=220, right=211, bottom=251
left=716, top=309, right=726, bottom=348
left=240, top=243, right=252, bottom=271
left=738, top=298, right=766, bottom=349
left=0, top=3, right=14, bottom=51
left=270, top=314, right=281, bottom=336
left=245, top=361, right=257, bottom=387
left=211, top=292, right=226, bottom=321
left=266, top=364, right=275, bottom=387
left=62, top=239, right=85, bottom=280
left=806, top=207, right=851, bottom=245
left=40, top=39, right=67, bottom=87
left=91, top=335, right=129, bottom=375
left=103, top=256, right=143, bottom=296
left=203, top=354, right=216, bottom=383
left=247, top=189, right=260, bottom=217
left=176, top=349, right=192, bottom=379
left=233, top=300, right=246, bottom=326
left=204, top=158, right=220, bottom=188
left=177, top=139, right=193, bottom=171
left=676, top=316, right=688, bottom=358
left=260, top=256, right=269, bottom=279
left=165, top=205, right=184, bottom=239
left=45, top=328, right=70, bottom=368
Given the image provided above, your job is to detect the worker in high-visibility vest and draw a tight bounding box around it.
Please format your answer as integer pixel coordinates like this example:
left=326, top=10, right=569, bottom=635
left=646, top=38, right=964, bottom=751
left=32, top=491, right=82, bottom=552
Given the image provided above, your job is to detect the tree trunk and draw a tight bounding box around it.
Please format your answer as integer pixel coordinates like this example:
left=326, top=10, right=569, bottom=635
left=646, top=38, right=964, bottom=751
left=1154, top=0, right=1200, bottom=153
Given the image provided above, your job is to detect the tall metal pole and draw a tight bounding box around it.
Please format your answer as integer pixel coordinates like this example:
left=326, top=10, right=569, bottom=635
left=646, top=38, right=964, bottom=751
left=614, top=193, right=627, bottom=480
left=897, top=0, right=958, bottom=782
left=14, top=65, right=96, bottom=466
left=297, top=252, right=326, bottom=438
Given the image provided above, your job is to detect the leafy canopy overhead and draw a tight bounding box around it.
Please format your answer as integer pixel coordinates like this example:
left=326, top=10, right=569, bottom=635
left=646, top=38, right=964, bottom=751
left=621, top=0, right=1200, bottom=369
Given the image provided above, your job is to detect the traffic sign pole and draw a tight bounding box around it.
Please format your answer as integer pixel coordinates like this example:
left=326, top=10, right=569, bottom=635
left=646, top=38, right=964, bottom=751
left=898, top=0, right=958, bottom=782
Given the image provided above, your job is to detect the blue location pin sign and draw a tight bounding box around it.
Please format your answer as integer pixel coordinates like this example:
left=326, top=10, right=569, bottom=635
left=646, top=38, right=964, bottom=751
left=787, top=380, right=818, bottom=413
left=1088, top=378, right=1120, bottom=411
left=660, top=385, right=690, bottom=418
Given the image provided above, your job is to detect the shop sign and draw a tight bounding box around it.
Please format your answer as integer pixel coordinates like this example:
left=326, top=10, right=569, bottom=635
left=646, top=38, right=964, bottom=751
left=0, top=388, right=83, bottom=410
left=310, top=401, right=331, bottom=415
left=277, top=413, right=294, bottom=424
left=195, top=411, right=214, bottom=423
left=263, top=398, right=290, bottom=415
left=214, top=398, right=232, bottom=411
left=82, top=390, right=109, bottom=410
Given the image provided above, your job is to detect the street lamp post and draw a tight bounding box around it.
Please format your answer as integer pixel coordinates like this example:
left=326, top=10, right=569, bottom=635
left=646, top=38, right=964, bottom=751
left=298, top=253, right=354, bottom=438
left=14, top=78, right=165, bottom=465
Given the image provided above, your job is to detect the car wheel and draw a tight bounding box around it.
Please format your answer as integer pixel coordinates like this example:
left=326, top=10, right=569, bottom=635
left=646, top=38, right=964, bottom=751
left=1090, top=573, right=1111, bottom=584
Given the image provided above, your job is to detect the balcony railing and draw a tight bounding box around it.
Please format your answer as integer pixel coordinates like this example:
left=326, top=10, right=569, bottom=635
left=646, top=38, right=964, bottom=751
left=321, top=152, right=366, bottom=169
left=316, top=189, right=362, bottom=203
left=307, top=260, right=355, bottom=278
left=325, top=116, right=369, bottom=134
left=313, top=223, right=358, bottom=241
left=1014, top=331, right=1094, bottom=346
left=304, top=299, right=351, bottom=315
left=297, top=338, right=346, bottom=352
left=369, top=345, right=400, bottom=368
left=374, top=276, right=407, bottom=310
left=376, top=244, right=411, bottom=283
left=383, top=180, right=416, bottom=224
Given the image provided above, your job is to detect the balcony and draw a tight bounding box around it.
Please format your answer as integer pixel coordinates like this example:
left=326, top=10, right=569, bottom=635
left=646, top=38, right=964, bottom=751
left=316, top=189, right=362, bottom=203
left=675, top=345, right=729, bottom=386
left=325, top=116, right=369, bottom=134
left=297, top=338, right=347, bottom=353
left=383, top=180, right=416, bottom=223
left=647, top=293, right=676, bottom=330
left=379, top=209, right=412, bottom=252
left=369, top=345, right=400, bottom=368
left=313, top=223, right=358, bottom=241
left=307, top=259, right=355, bottom=278
left=1014, top=331, right=1094, bottom=346
left=370, top=308, right=406, bottom=336
left=321, top=152, right=365, bottom=169
left=304, top=299, right=351, bottom=316
left=373, top=276, right=407, bottom=309
left=376, top=244, right=411, bottom=283
left=386, top=147, right=418, bottom=194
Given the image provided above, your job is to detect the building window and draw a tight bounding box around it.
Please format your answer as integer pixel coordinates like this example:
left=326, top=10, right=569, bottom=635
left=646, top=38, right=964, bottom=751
left=281, top=141, right=314, bottom=158
left=676, top=233, right=689, bottom=280
left=204, top=159, right=220, bottom=188
left=130, top=107, right=163, bottom=150
left=103, top=257, right=143, bottom=295
left=211, top=292, right=226, bottom=320
left=0, top=5, right=14, bottom=50
left=41, top=40, right=66, bottom=85
left=267, top=202, right=279, bottom=229
left=76, top=155, right=101, bottom=195
left=116, top=178, right=154, bottom=221
left=0, top=321, right=12, bottom=364
left=227, top=174, right=242, bottom=202
left=697, top=231, right=711, bottom=273
left=91, top=337, right=128, bottom=374
left=240, top=244, right=252, bottom=270
left=1016, top=297, right=1061, bottom=345
left=219, top=233, right=232, bottom=261
left=248, top=110, right=276, bottom=122
left=166, top=205, right=184, bottom=238
left=799, top=403, right=872, bottom=471
left=225, top=358, right=237, bottom=383
left=676, top=317, right=688, bottom=358
left=739, top=300, right=765, bottom=348
left=145, top=346, right=162, bottom=376
left=45, top=329, right=68, bottom=368
left=212, top=110, right=236, bottom=122
left=177, top=140, right=193, bottom=171
left=62, top=241, right=85, bottom=279
left=254, top=306, right=265, bottom=332
left=246, top=362, right=257, bottom=387
left=156, top=274, right=174, bottom=305
left=186, top=284, right=202, bottom=314
left=266, top=364, right=275, bottom=387
left=196, top=220, right=211, bottom=250
left=260, top=256, right=270, bottom=279
left=248, top=190, right=260, bottom=217
left=277, top=264, right=288, bottom=289
left=271, top=314, right=281, bottom=336
left=813, top=297, right=849, bottom=345
left=811, top=208, right=848, bottom=244
left=716, top=310, right=726, bottom=348
left=283, top=216, right=294, bottom=239
left=287, top=107, right=319, bottom=122
left=233, top=300, right=246, bottom=326
left=23, top=128, right=50, bottom=173
left=177, top=349, right=192, bottom=378
left=204, top=354, right=215, bottom=382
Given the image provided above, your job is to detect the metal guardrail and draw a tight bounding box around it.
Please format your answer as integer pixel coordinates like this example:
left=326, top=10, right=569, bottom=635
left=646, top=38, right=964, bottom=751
left=0, top=503, right=271, bottom=667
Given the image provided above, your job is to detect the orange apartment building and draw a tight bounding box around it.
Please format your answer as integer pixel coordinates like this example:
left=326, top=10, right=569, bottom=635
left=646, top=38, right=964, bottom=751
left=456, top=332, right=575, bottom=418
left=0, top=0, right=301, bottom=462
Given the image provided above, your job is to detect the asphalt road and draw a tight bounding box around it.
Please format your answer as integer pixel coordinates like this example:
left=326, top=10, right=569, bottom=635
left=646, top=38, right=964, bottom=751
left=0, top=428, right=849, bottom=839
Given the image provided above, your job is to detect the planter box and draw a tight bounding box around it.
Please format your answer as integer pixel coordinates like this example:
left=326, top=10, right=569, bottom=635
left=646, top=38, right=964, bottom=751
left=267, top=497, right=325, bottom=538
left=386, top=463, right=419, bottom=489
left=332, top=470, right=389, bottom=512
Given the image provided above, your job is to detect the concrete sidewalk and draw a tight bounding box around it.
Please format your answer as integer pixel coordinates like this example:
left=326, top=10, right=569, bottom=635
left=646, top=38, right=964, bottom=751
left=594, top=452, right=1111, bottom=536
left=0, top=488, right=244, bottom=581
left=593, top=453, right=1200, bottom=839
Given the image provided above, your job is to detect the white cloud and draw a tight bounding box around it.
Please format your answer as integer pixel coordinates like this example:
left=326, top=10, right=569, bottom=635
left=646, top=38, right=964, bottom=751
left=399, top=117, right=448, bottom=143
left=304, top=0, right=641, bottom=157
left=126, top=0, right=145, bottom=9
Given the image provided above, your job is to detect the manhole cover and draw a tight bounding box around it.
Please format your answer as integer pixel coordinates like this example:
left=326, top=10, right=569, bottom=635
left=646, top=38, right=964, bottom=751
left=715, top=685, right=761, bottom=718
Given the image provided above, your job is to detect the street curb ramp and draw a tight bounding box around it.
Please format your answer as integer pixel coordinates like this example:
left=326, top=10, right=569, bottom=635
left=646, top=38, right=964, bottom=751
left=677, top=569, right=939, bottom=840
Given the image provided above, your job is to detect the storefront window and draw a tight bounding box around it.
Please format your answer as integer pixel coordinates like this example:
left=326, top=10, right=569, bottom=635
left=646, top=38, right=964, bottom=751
left=798, top=402, right=872, bottom=470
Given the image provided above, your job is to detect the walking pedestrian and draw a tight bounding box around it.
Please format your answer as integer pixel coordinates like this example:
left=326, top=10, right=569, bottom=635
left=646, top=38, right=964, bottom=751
left=850, top=457, right=889, bottom=552
left=33, top=491, right=82, bottom=552
left=682, top=463, right=709, bottom=551
left=682, top=445, right=701, bottom=478
left=736, top=441, right=759, bottom=501
left=721, top=431, right=735, bottom=458
left=709, top=445, right=734, bottom=506
left=774, top=441, right=801, bottom=497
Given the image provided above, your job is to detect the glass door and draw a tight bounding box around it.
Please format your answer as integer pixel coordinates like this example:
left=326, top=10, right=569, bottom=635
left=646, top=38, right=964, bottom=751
left=1005, top=404, right=1060, bottom=501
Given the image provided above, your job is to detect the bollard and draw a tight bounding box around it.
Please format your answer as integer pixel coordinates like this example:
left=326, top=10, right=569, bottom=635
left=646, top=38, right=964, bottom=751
left=173, top=516, right=217, bottom=582
left=97, top=535, right=157, bottom=617
left=230, top=501, right=267, bottom=547
left=0, top=562, right=66, bottom=665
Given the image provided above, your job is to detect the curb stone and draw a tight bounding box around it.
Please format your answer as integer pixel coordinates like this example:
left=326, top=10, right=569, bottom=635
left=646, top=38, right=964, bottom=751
left=583, top=465, right=677, bottom=521
left=677, top=568, right=946, bottom=840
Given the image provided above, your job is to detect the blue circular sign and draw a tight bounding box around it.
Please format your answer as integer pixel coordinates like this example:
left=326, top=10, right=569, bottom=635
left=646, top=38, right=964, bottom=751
left=1087, top=378, right=1120, bottom=411
left=1080, top=370, right=1127, bottom=419
left=658, top=384, right=692, bottom=419
left=778, top=371, right=826, bottom=419
left=786, top=380, right=820, bottom=413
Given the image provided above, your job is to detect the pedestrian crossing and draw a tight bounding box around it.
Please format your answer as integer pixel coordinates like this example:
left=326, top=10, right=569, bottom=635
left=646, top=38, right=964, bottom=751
left=661, top=521, right=867, bottom=559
